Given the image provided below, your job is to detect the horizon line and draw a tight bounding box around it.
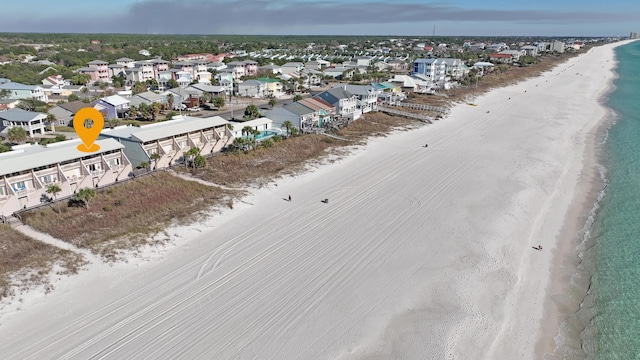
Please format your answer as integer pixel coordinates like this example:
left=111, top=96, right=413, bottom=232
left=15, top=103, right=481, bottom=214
left=0, top=32, right=630, bottom=39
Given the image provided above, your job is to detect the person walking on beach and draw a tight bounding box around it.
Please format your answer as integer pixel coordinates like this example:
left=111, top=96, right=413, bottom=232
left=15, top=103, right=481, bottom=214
left=288, top=195, right=292, bottom=202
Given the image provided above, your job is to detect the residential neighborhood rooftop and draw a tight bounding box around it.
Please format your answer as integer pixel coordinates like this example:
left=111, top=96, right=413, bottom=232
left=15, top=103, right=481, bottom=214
left=0, top=108, right=47, bottom=122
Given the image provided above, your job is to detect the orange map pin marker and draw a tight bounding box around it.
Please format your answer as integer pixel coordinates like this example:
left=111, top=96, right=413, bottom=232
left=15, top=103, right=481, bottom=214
left=73, top=107, right=104, bottom=153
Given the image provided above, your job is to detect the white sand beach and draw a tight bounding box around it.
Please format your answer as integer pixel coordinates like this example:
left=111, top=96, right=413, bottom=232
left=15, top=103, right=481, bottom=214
left=0, top=41, right=629, bottom=359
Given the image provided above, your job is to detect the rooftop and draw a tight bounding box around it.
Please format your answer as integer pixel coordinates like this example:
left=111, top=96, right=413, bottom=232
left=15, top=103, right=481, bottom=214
left=99, top=95, right=130, bottom=106
left=0, top=82, right=40, bottom=91
left=56, top=100, right=89, bottom=114
left=0, top=108, right=47, bottom=122
left=0, top=138, right=124, bottom=176
left=101, top=115, right=228, bottom=143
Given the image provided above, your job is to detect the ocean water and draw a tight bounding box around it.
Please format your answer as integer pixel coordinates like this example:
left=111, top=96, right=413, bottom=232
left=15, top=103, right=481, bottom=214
left=589, top=41, right=640, bottom=359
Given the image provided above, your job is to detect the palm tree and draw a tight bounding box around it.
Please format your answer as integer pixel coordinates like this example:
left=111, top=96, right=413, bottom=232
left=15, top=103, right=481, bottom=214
left=7, top=127, right=27, bottom=144
left=243, top=104, right=260, bottom=120
left=128, top=105, right=138, bottom=120
left=46, top=113, right=56, bottom=133
left=75, top=188, right=96, bottom=209
left=213, top=96, right=225, bottom=109
left=241, top=125, right=253, bottom=140
left=151, top=102, right=162, bottom=122
left=282, top=120, right=293, bottom=137
left=107, top=118, right=120, bottom=128
left=46, top=184, right=62, bottom=213
left=167, top=93, right=175, bottom=110
left=184, top=147, right=200, bottom=168
left=232, top=137, right=247, bottom=151
left=150, top=153, right=161, bottom=170
left=268, top=98, right=277, bottom=108
left=200, top=92, right=211, bottom=106
left=138, top=103, right=152, bottom=121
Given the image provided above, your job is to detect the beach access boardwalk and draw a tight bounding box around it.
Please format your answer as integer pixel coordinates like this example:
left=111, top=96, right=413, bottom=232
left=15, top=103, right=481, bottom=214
left=378, top=106, right=435, bottom=124
left=386, top=102, right=449, bottom=114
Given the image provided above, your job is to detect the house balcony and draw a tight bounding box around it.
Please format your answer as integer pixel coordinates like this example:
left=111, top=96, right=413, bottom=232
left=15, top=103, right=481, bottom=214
left=15, top=188, right=36, bottom=197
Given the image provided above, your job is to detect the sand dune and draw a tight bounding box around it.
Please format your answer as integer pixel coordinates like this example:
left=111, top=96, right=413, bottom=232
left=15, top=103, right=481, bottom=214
left=0, top=41, right=629, bottom=359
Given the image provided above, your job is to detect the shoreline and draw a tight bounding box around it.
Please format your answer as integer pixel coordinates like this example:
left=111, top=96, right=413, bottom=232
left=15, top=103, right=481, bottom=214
left=0, top=41, right=636, bottom=359
left=536, top=43, right=629, bottom=359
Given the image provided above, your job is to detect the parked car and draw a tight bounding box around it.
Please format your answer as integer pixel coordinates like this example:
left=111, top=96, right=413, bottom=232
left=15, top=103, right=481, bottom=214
left=173, top=104, right=187, bottom=111
left=186, top=107, right=201, bottom=112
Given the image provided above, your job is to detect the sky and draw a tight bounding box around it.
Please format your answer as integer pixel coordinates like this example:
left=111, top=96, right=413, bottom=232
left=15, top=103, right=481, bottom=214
left=1, top=0, right=639, bottom=36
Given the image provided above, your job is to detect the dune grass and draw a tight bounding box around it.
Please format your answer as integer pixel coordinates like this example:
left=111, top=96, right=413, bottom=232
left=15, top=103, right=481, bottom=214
left=181, top=112, right=420, bottom=188
left=21, top=172, right=244, bottom=260
left=0, top=225, right=85, bottom=299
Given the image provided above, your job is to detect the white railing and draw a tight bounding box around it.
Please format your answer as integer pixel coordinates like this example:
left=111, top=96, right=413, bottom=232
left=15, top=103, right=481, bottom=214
left=15, top=188, right=36, bottom=196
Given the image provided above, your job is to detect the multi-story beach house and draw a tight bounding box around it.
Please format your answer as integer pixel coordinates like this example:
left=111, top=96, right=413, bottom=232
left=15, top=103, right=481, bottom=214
left=339, top=84, right=380, bottom=114
left=87, top=60, right=111, bottom=83
left=0, top=81, right=48, bottom=103
left=313, top=86, right=361, bottom=120
left=115, top=57, right=135, bottom=68
left=126, top=61, right=155, bottom=83
left=99, top=115, right=233, bottom=169
left=0, top=138, right=132, bottom=217
left=0, top=108, right=48, bottom=137
left=225, top=61, right=247, bottom=79
left=412, top=59, right=446, bottom=84
left=172, top=62, right=195, bottom=80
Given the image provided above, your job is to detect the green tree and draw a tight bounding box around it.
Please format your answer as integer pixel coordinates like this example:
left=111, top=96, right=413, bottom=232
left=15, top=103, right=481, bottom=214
left=132, top=82, right=147, bottom=95
left=268, top=98, right=277, bottom=108
left=168, top=78, right=179, bottom=89
left=7, top=127, right=27, bottom=144
left=243, top=104, right=260, bottom=120
left=128, top=104, right=138, bottom=119
left=193, top=155, right=206, bottom=169
left=46, top=184, right=62, bottom=213
left=261, top=138, right=274, bottom=148
left=166, top=93, right=174, bottom=110
left=293, top=94, right=302, bottom=102
left=68, top=93, right=80, bottom=102
left=200, top=92, right=211, bottom=106
left=0, top=89, right=11, bottom=99
left=71, top=74, right=91, bottom=85
left=139, top=161, right=150, bottom=169
left=106, top=118, right=120, bottom=128
left=75, top=187, right=96, bottom=209
left=184, top=147, right=200, bottom=168
left=213, top=96, right=225, bottom=109
left=281, top=120, right=294, bottom=137
left=0, top=143, right=11, bottom=153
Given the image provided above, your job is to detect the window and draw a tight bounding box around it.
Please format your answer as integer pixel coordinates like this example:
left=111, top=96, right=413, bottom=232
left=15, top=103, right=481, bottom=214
left=12, top=181, right=26, bottom=191
left=0, top=187, right=5, bottom=196
left=109, top=158, right=121, bottom=167
left=40, top=175, right=55, bottom=184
